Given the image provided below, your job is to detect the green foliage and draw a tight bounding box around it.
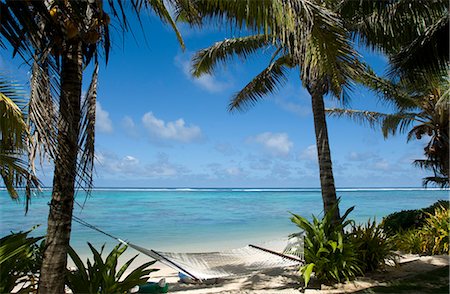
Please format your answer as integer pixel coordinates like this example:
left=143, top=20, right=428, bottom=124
left=66, top=242, right=157, bottom=294
left=393, top=229, right=423, bottom=254
left=0, top=228, right=44, bottom=293
left=0, top=73, right=40, bottom=211
left=381, top=200, right=449, bottom=236
left=393, top=205, right=449, bottom=255
left=349, top=219, right=397, bottom=272
left=291, top=205, right=362, bottom=287
left=419, top=205, right=449, bottom=255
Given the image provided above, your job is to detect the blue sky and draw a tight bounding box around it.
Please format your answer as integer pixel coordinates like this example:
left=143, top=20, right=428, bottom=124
left=2, top=12, right=430, bottom=188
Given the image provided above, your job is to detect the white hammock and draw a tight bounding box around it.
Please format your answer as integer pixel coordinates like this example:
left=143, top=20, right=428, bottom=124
left=71, top=216, right=304, bottom=282
left=118, top=234, right=304, bottom=281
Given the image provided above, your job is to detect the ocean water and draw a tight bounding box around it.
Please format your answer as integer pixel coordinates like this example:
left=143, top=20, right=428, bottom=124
left=0, top=188, right=448, bottom=255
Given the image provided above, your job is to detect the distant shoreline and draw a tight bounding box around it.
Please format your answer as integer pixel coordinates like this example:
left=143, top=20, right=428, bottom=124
left=1, top=187, right=448, bottom=192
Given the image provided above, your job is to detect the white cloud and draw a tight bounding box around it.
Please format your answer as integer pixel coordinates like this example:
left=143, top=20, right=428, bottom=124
left=121, top=116, right=138, bottom=138
left=174, top=53, right=230, bottom=93
left=145, top=153, right=188, bottom=177
left=208, top=163, right=245, bottom=179
left=95, top=151, right=189, bottom=178
left=374, top=159, right=390, bottom=171
left=122, top=116, right=135, bottom=129
left=300, top=145, right=317, bottom=161
left=249, top=132, right=293, bottom=156
left=226, top=167, right=243, bottom=176
left=348, top=151, right=364, bottom=161
left=142, top=112, right=202, bottom=143
left=96, top=152, right=140, bottom=174
left=96, top=102, right=113, bottom=133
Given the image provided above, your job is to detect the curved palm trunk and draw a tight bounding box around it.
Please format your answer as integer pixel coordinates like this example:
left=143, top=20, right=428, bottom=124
left=39, top=40, right=82, bottom=293
left=308, top=83, right=340, bottom=223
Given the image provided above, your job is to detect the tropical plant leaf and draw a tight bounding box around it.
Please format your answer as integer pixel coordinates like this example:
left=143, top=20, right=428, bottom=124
left=192, top=34, right=271, bottom=77
left=229, top=55, right=291, bottom=112
left=300, top=263, right=315, bottom=287
left=326, top=108, right=386, bottom=129
left=0, top=229, right=43, bottom=293
left=78, top=64, right=98, bottom=197
left=66, top=242, right=156, bottom=294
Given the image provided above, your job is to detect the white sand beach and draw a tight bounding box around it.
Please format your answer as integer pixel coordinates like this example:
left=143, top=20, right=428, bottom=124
left=124, top=250, right=449, bottom=293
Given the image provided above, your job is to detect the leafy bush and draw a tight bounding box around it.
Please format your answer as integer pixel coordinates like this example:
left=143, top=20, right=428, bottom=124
left=419, top=205, right=449, bottom=255
left=349, top=219, right=397, bottom=272
left=66, top=242, right=157, bottom=294
left=0, top=228, right=44, bottom=293
left=393, top=205, right=449, bottom=255
left=381, top=200, right=449, bottom=236
left=393, top=229, right=423, bottom=254
left=291, top=205, right=362, bottom=287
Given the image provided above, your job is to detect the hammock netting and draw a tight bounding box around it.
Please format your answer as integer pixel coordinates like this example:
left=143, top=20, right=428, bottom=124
left=121, top=234, right=304, bottom=281
left=72, top=215, right=304, bottom=281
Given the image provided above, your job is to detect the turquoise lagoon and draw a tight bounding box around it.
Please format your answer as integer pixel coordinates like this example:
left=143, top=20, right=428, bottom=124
left=0, top=188, right=448, bottom=254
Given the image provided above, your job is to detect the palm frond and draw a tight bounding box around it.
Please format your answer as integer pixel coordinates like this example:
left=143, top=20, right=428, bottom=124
left=0, top=72, right=40, bottom=209
left=78, top=64, right=98, bottom=194
left=340, top=0, right=449, bottom=77
left=299, top=8, right=360, bottom=99
left=183, top=0, right=296, bottom=39
left=326, top=108, right=386, bottom=129
left=435, top=76, right=450, bottom=114
left=229, top=55, right=291, bottom=112
left=192, top=35, right=271, bottom=77
left=144, top=0, right=185, bottom=49
left=355, top=65, right=416, bottom=110
left=0, top=152, right=28, bottom=200
left=406, top=123, right=433, bottom=142
left=381, top=113, right=416, bottom=138
left=413, top=159, right=439, bottom=172
left=0, top=90, right=27, bottom=150
left=28, top=60, right=59, bottom=165
left=422, top=176, right=449, bottom=189
left=389, top=13, right=449, bottom=80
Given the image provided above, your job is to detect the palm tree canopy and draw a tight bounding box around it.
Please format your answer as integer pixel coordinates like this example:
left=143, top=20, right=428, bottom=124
left=0, top=0, right=190, bottom=193
left=0, top=73, right=40, bottom=208
left=191, top=0, right=363, bottom=110
left=327, top=72, right=449, bottom=188
left=339, top=0, right=449, bottom=79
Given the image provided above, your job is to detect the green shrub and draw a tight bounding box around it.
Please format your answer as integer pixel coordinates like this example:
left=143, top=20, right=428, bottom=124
left=393, top=229, right=423, bottom=254
left=419, top=205, right=449, bottom=255
left=349, top=220, right=397, bottom=272
left=381, top=200, right=449, bottom=236
left=393, top=205, right=449, bottom=255
left=0, top=228, right=44, bottom=293
left=66, top=242, right=157, bottom=294
left=291, top=204, right=362, bottom=287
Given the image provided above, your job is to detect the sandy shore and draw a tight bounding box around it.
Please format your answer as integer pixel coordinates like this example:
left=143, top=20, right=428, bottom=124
left=127, top=253, right=448, bottom=293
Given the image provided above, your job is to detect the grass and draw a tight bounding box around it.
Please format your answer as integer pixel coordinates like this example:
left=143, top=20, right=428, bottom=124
left=357, top=266, right=449, bottom=293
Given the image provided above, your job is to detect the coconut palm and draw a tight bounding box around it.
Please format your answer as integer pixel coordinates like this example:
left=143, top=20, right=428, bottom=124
left=1, top=1, right=189, bottom=292
left=0, top=73, right=39, bottom=210
left=331, top=1, right=448, bottom=187
left=339, top=0, right=449, bottom=80
left=327, top=71, right=449, bottom=188
left=190, top=0, right=363, bottom=222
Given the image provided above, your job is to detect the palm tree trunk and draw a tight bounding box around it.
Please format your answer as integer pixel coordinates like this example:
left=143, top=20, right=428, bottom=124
left=39, top=40, right=82, bottom=293
left=308, top=82, right=340, bottom=223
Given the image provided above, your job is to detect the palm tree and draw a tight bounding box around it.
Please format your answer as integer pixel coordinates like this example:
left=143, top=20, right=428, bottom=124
left=189, top=1, right=363, bottom=222
left=331, top=0, right=448, bottom=187
left=339, top=0, right=449, bottom=80
left=0, top=73, right=39, bottom=209
left=327, top=71, right=449, bottom=188
left=1, top=1, right=189, bottom=292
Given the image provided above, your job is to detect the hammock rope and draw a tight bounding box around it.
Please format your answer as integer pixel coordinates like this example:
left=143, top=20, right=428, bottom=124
left=71, top=214, right=304, bottom=281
